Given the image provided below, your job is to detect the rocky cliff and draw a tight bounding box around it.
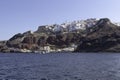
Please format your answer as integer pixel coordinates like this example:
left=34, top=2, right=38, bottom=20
left=75, top=18, right=120, bottom=52
left=0, top=18, right=120, bottom=53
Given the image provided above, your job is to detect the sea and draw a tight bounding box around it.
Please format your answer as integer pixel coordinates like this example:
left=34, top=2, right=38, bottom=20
left=0, top=52, right=120, bottom=80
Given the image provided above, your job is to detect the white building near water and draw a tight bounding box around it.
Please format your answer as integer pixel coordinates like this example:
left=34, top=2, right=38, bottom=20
left=39, top=46, right=51, bottom=53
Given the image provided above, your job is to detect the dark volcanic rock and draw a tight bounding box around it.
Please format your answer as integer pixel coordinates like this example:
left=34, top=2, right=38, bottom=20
left=75, top=18, right=120, bottom=52
left=21, top=34, right=40, bottom=50
left=35, top=26, right=48, bottom=33
left=9, top=33, right=24, bottom=41
left=1, top=18, right=120, bottom=53
left=35, top=25, right=54, bottom=35
left=22, top=34, right=38, bottom=44
left=46, top=33, right=82, bottom=48
left=6, top=32, right=39, bottom=50
left=37, top=36, right=47, bottom=46
left=6, top=33, right=24, bottom=48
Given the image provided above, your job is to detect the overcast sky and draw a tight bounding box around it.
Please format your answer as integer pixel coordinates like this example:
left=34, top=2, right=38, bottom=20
left=0, top=0, right=120, bottom=40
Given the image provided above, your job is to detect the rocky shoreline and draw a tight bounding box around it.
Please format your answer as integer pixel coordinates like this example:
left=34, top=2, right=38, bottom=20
left=1, top=18, right=120, bottom=53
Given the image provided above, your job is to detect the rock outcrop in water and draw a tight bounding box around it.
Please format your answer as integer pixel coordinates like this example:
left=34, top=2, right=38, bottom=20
left=0, top=18, right=120, bottom=53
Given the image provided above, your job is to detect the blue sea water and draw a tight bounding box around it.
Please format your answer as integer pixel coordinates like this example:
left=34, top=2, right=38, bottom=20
left=0, top=53, right=120, bottom=80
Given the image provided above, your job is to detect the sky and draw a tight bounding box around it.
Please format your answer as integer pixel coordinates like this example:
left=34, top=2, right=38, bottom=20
left=0, top=0, right=120, bottom=40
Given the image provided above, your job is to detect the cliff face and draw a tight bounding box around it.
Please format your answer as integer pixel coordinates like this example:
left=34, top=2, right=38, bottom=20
left=1, top=31, right=82, bottom=53
left=0, top=18, right=120, bottom=53
left=75, top=18, right=120, bottom=52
